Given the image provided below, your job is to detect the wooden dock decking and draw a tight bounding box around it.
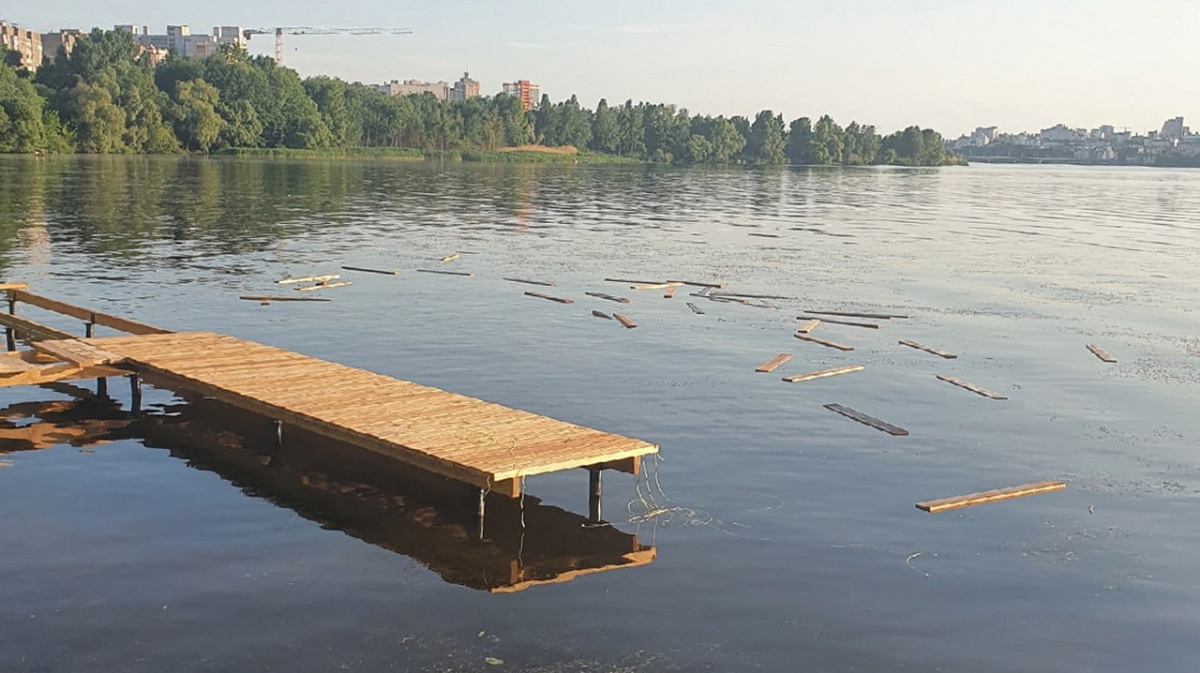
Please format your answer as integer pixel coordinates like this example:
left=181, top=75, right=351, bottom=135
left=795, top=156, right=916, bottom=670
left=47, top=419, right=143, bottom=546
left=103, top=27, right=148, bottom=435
left=74, top=332, right=656, bottom=497
left=0, top=287, right=658, bottom=504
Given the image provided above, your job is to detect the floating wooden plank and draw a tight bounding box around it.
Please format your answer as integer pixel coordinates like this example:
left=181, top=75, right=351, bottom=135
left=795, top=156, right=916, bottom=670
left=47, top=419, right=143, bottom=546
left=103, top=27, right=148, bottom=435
left=631, top=282, right=683, bottom=291
left=592, top=310, right=612, bottom=320
left=823, top=403, right=908, bottom=436
left=10, top=291, right=171, bottom=336
left=794, top=333, right=854, bottom=351
left=898, top=340, right=957, bottom=359
left=417, top=269, right=474, bottom=277
left=783, top=364, right=864, bottom=383
left=936, top=375, right=1007, bottom=400
left=796, top=319, right=821, bottom=334
left=711, top=292, right=794, bottom=300
left=916, top=481, right=1066, bottom=513
left=706, top=295, right=749, bottom=304
left=525, top=291, right=574, bottom=304
left=585, top=292, right=630, bottom=304
left=297, top=281, right=352, bottom=292
left=755, top=353, right=794, bottom=373
left=441, top=254, right=460, bottom=262
left=807, top=309, right=909, bottom=320
left=613, top=314, right=637, bottom=329
left=797, top=315, right=880, bottom=329
left=665, top=279, right=726, bottom=289
left=277, top=274, right=339, bottom=285
left=503, top=277, right=555, bottom=287
left=663, top=286, right=678, bottom=299
left=240, top=295, right=331, bottom=302
left=1087, top=344, right=1117, bottom=363
left=604, top=277, right=663, bottom=285
left=341, top=266, right=400, bottom=276
left=686, top=302, right=705, bottom=315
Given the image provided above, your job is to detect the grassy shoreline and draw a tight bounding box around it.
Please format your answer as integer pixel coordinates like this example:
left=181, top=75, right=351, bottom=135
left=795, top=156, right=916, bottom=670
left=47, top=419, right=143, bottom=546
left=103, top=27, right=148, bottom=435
left=215, top=147, right=640, bottom=164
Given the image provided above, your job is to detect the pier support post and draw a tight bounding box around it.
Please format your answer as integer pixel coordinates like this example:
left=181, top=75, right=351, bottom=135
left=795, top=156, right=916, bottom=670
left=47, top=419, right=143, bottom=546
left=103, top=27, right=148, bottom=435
left=96, top=377, right=107, bottom=397
left=129, top=373, right=142, bottom=413
left=588, top=468, right=603, bottom=523
left=477, top=488, right=487, bottom=540
left=6, top=296, right=15, bottom=352
left=274, top=419, right=283, bottom=446
left=85, top=321, right=94, bottom=339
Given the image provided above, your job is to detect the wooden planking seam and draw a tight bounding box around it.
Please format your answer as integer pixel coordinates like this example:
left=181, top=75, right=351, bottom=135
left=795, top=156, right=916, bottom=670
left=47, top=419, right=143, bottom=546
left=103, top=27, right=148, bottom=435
left=783, top=365, right=864, bottom=383
left=916, top=481, right=1066, bottom=513
left=936, top=375, right=1007, bottom=400
left=755, top=353, right=794, bottom=373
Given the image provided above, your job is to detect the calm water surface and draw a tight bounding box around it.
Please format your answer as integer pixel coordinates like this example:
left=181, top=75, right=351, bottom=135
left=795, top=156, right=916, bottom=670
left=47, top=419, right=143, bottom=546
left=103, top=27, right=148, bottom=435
left=1, top=157, right=1199, bottom=672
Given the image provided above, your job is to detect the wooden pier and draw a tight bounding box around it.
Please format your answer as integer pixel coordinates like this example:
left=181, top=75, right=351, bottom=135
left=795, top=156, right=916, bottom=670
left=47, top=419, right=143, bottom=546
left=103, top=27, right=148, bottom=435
left=0, top=285, right=658, bottom=518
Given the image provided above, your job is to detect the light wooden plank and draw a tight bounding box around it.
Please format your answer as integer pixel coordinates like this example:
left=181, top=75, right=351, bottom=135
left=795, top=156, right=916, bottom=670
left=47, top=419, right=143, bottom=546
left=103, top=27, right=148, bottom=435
left=0, top=313, right=75, bottom=341
left=277, top=274, right=339, bottom=285
left=663, top=286, right=678, bottom=299
left=613, top=314, right=637, bottom=329
left=807, top=309, right=909, bottom=320
left=783, top=364, right=864, bottom=383
left=0, top=282, right=30, bottom=291
left=936, top=375, right=1007, bottom=400
left=898, top=340, right=957, bottom=359
left=240, top=295, right=331, bottom=302
left=604, top=277, right=663, bottom=285
left=665, top=279, right=726, bottom=289
left=794, top=333, right=854, bottom=351
left=525, top=291, right=574, bottom=304
left=297, top=281, right=351, bottom=292
left=341, top=265, right=400, bottom=275
left=796, top=319, right=820, bottom=334
left=1087, top=344, right=1117, bottom=363
left=10, top=291, right=170, bottom=335
left=823, top=403, right=908, bottom=436
left=441, top=254, right=460, bottom=262
left=711, top=292, right=793, bottom=300
left=916, top=481, right=1066, bottom=513
left=796, top=315, right=880, bottom=329
left=755, top=353, right=794, bottom=373
left=631, top=282, right=683, bottom=291
left=32, top=339, right=122, bottom=367
left=0, top=354, right=40, bottom=374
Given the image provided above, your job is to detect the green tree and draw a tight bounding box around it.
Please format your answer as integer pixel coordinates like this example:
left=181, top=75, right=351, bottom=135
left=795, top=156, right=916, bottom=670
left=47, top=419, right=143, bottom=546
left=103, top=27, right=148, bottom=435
left=0, top=64, right=56, bottom=152
left=69, top=82, right=126, bottom=153
left=785, top=117, right=812, bottom=164
left=171, top=79, right=224, bottom=151
left=746, top=110, right=785, bottom=165
left=590, top=98, right=618, bottom=153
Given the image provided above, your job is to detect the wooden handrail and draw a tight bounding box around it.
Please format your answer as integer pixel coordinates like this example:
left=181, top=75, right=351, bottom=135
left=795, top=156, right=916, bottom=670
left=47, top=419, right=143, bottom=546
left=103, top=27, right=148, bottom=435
left=6, top=290, right=171, bottom=336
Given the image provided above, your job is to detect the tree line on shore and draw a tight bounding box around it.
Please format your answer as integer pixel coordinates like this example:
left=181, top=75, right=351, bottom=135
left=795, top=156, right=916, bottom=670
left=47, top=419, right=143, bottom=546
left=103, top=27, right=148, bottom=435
left=2, top=28, right=956, bottom=165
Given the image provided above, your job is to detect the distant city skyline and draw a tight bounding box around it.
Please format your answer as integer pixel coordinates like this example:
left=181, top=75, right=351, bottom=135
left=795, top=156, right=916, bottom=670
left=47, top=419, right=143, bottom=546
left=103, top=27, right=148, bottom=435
left=7, top=0, right=1200, bottom=136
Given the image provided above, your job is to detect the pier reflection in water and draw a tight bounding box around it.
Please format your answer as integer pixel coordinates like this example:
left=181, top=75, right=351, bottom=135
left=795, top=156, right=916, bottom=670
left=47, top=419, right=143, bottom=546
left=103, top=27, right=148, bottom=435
left=1, top=385, right=656, bottom=593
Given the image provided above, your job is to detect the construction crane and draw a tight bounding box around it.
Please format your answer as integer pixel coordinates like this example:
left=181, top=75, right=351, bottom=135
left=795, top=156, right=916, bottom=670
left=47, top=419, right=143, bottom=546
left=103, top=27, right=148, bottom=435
left=241, top=27, right=414, bottom=65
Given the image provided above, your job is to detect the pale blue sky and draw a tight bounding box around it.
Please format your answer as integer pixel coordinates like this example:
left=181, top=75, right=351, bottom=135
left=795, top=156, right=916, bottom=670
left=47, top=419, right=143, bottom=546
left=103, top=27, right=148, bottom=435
left=8, top=1, right=1199, bottom=136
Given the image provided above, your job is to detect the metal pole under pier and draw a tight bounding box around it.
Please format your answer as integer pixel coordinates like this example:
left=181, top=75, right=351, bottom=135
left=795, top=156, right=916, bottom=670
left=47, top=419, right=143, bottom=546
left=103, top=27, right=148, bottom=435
left=588, top=468, right=603, bottom=523
left=129, top=373, right=142, bottom=413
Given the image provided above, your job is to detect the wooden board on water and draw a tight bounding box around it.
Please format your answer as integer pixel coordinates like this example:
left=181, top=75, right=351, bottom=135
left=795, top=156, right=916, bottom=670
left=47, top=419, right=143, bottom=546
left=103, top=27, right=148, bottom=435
left=297, top=281, right=351, bottom=292
left=341, top=266, right=400, bottom=276
left=240, top=295, right=331, bottom=302
left=525, top=291, right=574, bottom=304
left=632, top=282, right=683, bottom=291
left=936, top=375, right=1007, bottom=400
left=807, top=309, right=909, bottom=320
left=823, top=403, right=908, bottom=436
left=898, top=340, right=957, bottom=359
left=417, top=269, right=474, bottom=277
left=277, top=274, right=339, bottom=285
left=783, top=365, right=864, bottom=383
left=755, top=353, right=793, bottom=373
left=1087, top=344, right=1117, bottom=363
left=592, top=310, right=612, bottom=320
left=605, top=277, right=663, bottom=285
left=686, top=302, right=705, bottom=315
left=916, top=481, right=1066, bottom=513
left=613, top=314, right=637, bottom=329
left=585, top=292, right=630, bottom=304
left=504, top=278, right=555, bottom=287
left=796, top=319, right=821, bottom=334
left=441, top=254, right=460, bottom=262
left=666, top=279, right=726, bottom=289
left=712, top=292, right=794, bottom=300
left=794, top=333, right=854, bottom=351
left=663, top=286, right=678, bottom=299
left=797, top=315, right=880, bottom=329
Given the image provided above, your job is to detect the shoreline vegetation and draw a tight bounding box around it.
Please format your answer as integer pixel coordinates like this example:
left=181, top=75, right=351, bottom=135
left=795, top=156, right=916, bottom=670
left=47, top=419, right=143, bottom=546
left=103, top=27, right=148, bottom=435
left=4, top=28, right=960, bottom=166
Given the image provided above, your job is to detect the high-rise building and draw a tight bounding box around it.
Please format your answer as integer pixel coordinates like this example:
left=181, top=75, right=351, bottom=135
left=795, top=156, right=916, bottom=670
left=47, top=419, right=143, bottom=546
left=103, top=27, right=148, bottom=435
left=1162, top=117, right=1185, bottom=140
left=1, top=21, right=43, bottom=71
left=501, top=80, right=540, bottom=111
left=41, top=29, right=83, bottom=62
left=377, top=79, right=451, bottom=99
left=449, top=72, right=480, bottom=102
